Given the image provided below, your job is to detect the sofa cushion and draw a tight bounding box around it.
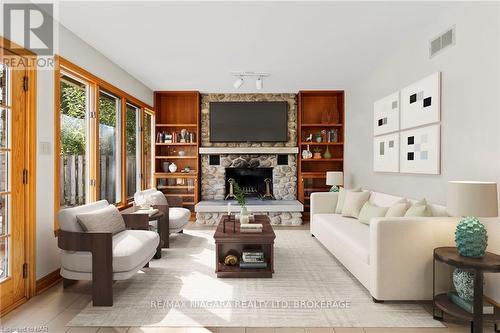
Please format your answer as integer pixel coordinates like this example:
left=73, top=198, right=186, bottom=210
left=314, top=214, right=370, bottom=264
left=405, top=199, right=432, bottom=217
left=335, top=187, right=361, bottom=214
left=60, top=230, right=159, bottom=273
left=369, top=192, right=405, bottom=207
left=76, top=205, right=126, bottom=235
left=342, top=191, right=370, bottom=218
left=58, top=200, right=110, bottom=232
left=358, top=202, right=388, bottom=225
left=386, top=201, right=409, bottom=217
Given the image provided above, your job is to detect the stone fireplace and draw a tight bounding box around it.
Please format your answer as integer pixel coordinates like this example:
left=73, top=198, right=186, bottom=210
left=195, top=93, right=303, bottom=225
left=225, top=167, right=273, bottom=199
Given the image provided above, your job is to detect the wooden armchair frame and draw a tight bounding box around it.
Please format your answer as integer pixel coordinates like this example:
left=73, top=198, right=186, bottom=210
left=57, top=213, right=150, bottom=306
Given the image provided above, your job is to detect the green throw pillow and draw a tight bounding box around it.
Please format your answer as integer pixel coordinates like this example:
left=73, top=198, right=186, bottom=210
left=358, top=202, right=389, bottom=225
left=335, top=187, right=361, bottom=214
left=404, top=199, right=432, bottom=217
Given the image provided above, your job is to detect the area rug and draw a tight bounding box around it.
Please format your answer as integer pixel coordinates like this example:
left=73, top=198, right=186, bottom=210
left=68, top=229, right=442, bottom=327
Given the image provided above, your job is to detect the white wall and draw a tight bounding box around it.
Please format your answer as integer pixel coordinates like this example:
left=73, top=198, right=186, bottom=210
left=34, top=25, right=153, bottom=279
left=345, top=2, right=500, bottom=301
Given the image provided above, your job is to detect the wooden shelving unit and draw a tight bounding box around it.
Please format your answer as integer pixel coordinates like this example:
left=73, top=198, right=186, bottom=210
left=298, top=91, right=345, bottom=222
left=153, top=91, right=200, bottom=213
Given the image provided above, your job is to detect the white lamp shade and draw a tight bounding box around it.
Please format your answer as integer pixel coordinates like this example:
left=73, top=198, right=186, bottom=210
left=326, top=172, right=343, bottom=186
left=447, top=181, right=498, bottom=217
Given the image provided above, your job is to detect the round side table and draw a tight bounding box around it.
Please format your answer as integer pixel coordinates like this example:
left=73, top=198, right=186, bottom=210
left=433, top=247, right=500, bottom=333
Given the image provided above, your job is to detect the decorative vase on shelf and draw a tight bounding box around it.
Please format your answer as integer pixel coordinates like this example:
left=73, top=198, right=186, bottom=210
left=452, top=268, right=475, bottom=301
left=323, top=146, right=332, bottom=159
left=455, top=217, right=488, bottom=258
left=240, top=206, right=248, bottom=216
left=162, top=161, right=170, bottom=173
left=168, top=162, right=178, bottom=173
left=302, top=145, right=312, bottom=159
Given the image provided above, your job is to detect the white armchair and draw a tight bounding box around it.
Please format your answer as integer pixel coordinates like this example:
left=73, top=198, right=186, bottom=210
left=58, top=200, right=159, bottom=306
left=134, top=188, right=190, bottom=235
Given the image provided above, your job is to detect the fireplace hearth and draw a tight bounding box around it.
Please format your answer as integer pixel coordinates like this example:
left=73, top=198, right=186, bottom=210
left=225, top=167, right=273, bottom=199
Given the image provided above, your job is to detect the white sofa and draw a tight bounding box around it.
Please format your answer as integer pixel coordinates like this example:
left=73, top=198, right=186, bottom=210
left=310, top=191, right=458, bottom=301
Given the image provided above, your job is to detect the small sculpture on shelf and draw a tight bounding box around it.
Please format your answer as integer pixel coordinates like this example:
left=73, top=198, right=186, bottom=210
left=305, top=133, right=313, bottom=142
left=223, top=249, right=240, bottom=266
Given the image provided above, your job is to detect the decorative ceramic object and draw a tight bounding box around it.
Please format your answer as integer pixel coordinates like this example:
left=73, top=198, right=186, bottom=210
left=455, top=216, right=488, bottom=258
left=323, top=146, right=332, bottom=159
left=224, top=254, right=239, bottom=266
left=162, top=161, right=170, bottom=173
left=315, top=134, right=322, bottom=143
left=168, top=162, right=178, bottom=173
left=302, top=145, right=312, bottom=159
left=452, top=268, right=475, bottom=301
left=178, top=150, right=186, bottom=156
left=330, top=186, right=339, bottom=192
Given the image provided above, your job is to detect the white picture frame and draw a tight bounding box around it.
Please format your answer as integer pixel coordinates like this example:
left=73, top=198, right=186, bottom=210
left=400, top=124, right=440, bottom=174
left=400, top=72, right=441, bottom=130
left=373, top=132, right=400, bottom=173
left=373, top=91, right=399, bottom=136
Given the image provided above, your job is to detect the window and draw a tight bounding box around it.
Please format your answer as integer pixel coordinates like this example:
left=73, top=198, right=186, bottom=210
left=55, top=58, right=154, bottom=229
left=143, top=111, right=154, bottom=189
left=98, top=91, right=121, bottom=204
left=59, top=74, right=90, bottom=207
left=125, top=103, right=140, bottom=199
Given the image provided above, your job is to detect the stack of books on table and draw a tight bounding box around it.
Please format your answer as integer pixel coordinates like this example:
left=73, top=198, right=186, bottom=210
left=240, top=251, right=267, bottom=269
left=447, top=292, right=494, bottom=314
left=240, top=223, right=263, bottom=233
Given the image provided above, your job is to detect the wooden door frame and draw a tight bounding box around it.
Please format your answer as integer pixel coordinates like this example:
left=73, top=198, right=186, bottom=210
left=0, top=36, right=38, bottom=313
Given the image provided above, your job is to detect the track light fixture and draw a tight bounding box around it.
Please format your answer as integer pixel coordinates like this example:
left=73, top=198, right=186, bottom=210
left=233, top=77, right=244, bottom=89
left=256, top=76, right=263, bottom=90
left=231, top=72, right=270, bottom=90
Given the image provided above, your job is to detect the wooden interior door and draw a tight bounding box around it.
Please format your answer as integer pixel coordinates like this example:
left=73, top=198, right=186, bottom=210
left=0, top=49, right=28, bottom=314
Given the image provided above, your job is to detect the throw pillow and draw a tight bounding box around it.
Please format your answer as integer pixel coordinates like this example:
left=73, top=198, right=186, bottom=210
left=342, top=191, right=370, bottom=218
left=386, top=201, right=410, bottom=217
left=335, top=187, right=362, bottom=214
left=358, top=202, right=389, bottom=225
left=405, top=199, right=433, bottom=217
left=77, top=204, right=126, bottom=235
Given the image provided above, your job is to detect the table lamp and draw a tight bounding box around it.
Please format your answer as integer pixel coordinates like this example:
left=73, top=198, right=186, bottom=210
left=326, top=171, right=343, bottom=192
left=447, top=181, right=498, bottom=258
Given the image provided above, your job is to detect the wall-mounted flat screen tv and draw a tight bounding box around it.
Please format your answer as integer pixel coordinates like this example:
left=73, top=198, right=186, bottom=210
left=209, top=101, right=288, bottom=142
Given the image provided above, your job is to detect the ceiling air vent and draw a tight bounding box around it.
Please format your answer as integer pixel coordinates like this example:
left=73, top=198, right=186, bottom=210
left=430, top=26, right=455, bottom=58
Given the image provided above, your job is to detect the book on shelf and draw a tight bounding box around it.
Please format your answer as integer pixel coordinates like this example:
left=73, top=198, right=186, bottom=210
left=240, top=223, right=263, bottom=229
left=240, top=262, right=268, bottom=269
left=447, top=292, right=494, bottom=314
left=240, top=228, right=262, bottom=233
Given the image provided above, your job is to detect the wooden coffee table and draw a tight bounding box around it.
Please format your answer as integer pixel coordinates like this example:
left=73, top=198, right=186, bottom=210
left=214, top=215, right=276, bottom=278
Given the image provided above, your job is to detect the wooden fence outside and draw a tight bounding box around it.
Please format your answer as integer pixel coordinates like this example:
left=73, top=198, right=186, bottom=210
left=60, top=155, right=137, bottom=207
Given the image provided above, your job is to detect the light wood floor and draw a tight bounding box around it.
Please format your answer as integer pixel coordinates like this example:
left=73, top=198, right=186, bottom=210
left=0, top=225, right=484, bottom=332
left=0, top=279, right=481, bottom=333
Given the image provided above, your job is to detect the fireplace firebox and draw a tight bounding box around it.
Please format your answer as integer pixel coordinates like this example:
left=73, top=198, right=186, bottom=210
left=225, top=167, right=273, bottom=199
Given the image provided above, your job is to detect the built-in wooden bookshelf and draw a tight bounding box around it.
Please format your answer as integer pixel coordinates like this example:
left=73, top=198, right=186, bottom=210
left=298, top=91, right=345, bottom=221
left=153, top=91, right=200, bottom=213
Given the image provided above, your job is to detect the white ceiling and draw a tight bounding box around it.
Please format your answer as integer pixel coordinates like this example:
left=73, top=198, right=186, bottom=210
left=57, top=1, right=451, bottom=92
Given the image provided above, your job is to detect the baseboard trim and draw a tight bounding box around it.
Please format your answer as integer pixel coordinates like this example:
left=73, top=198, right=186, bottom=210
left=36, top=268, right=61, bottom=295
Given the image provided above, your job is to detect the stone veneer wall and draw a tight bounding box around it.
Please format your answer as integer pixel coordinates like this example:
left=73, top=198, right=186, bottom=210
left=201, top=154, right=297, bottom=200
left=196, top=211, right=302, bottom=226
left=201, top=93, right=297, bottom=147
